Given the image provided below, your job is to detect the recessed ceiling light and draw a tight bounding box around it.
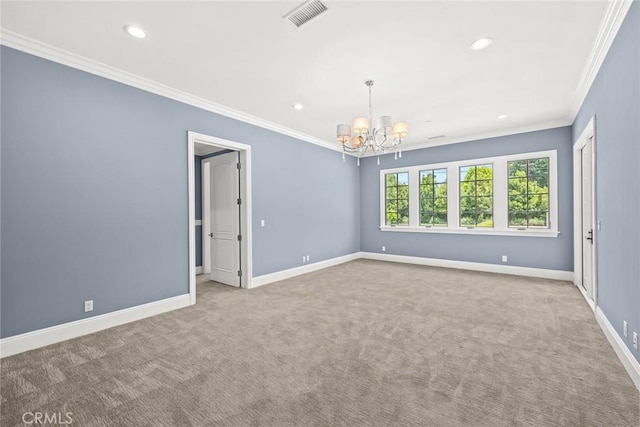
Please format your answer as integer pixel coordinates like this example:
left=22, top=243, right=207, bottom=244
left=470, top=37, right=493, bottom=50
left=497, top=114, right=507, bottom=119
left=292, top=103, right=304, bottom=110
left=124, top=25, right=147, bottom=39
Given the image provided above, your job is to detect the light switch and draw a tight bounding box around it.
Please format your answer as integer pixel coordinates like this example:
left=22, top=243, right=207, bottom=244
left=260, top=219, right=265, bottom=227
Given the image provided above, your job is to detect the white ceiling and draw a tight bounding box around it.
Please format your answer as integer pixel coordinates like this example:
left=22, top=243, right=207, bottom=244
left=1, top=1, right=612, bottom=150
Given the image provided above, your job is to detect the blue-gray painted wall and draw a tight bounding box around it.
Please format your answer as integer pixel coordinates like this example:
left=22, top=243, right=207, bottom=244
left=0, top=46, right=360, bottom=338
left=360, top=126, right=574, bottom=271
left=573, top=1, right=640, bottom=362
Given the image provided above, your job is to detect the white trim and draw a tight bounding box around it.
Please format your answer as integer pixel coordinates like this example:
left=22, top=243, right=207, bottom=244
left=361, top=252, right=573, bottom=281
left=573, top=117, right=597, bottom=306
left=188, top=131, right=252, bottom=300
left=251, top=252, right=362, bottom=288
left=380, top=150, right=559, bottom=236
left=0, top=294, right=190, bottom=358
left=595, top=306, right=640, bottom=391
left=201, top=160, right=212, bottom=275
left=196, top=266, right=203, bottom=275
left=0, top=30, right=340, bottom=154
left=379, top=226, right=559, bottom=238
left=568, top=0, right=634, bottom=123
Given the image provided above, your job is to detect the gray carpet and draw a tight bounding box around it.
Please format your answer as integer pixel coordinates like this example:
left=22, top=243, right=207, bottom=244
left=1, top=259, right=639, bottom=426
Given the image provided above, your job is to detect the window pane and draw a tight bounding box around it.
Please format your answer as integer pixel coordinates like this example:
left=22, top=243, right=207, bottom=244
left=420, top=184, right=434, bottom=198
left=508, top=177, right=527, bottom=195
left=528, top=194, right=549, bottom=211
left=386, top=174, right=397, bottom=186
left=420, top=168, right=447, bottom=226
left=507, top=158, right=549, bottom=229
left=509, top=211, right=528, bottom=227
left=397, top=173, right=409, bottom=185
left=477, top=196, right=492, bottom=211
left=460, top=166, right=472, bottom=181
left=509, top=160, right=527, bottom=177
left=433, top=213, right=447, bottom=226
left=477, top=213, right=493, bottom=228
left=459, top=164, right=493, bottom=228
left=384, top=172, right=409, bottom=226
left=528, top=211, right=548, bottom=227
left=460, top=213, right=476, bottom=226
left=420, top=170, right=434, bottom=183
left=508, top=195, right=527, bottom=212
left=434, top=197, right=447, bottom=212
left=434, top=169, right=447, bottom=184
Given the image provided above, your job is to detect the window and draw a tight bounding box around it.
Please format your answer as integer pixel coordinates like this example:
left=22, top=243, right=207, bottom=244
left=508, top=158, right=549, bottom=228
left=385, top=172, right=409, bottom=225
left=379, top=150, right=558, bottom=237
left=420, top=169, right=447, bottom=226
left=459, top=164, right=493, bottom=228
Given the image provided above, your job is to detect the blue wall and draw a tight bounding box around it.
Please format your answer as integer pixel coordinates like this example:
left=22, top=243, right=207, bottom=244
left=360, top=127, right=574, bottom=271
left=573, top=2, right=640, bottom=362
left=0, top=47, right=360, bottom=338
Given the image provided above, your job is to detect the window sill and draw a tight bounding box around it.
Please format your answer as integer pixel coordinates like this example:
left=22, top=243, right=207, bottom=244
left=379, top=226, right=559, bottom=238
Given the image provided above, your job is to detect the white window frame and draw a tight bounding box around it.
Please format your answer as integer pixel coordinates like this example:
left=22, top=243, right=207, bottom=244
left=379, top=150, right=558, bottom=237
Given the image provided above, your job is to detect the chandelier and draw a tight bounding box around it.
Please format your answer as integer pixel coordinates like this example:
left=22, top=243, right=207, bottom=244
left=337, top=80, right=408, bottom=164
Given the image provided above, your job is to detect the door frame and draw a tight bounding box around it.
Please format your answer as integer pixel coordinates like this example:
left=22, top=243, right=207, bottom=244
left=573, top=116, right=597, bottom=310
left=188, top=131, right=252, bottom=304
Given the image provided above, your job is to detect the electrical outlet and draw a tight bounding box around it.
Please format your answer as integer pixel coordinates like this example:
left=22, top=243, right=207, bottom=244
left=306, top=255, right=310, bottom=262
left=633, top=332, right=638, bottom=350
left=502, top=255, right=508, bottom=263
left=84, top=300, right=93, bottom=313
left=302, top=255, right=306, bottom=263
left=382, top=246, right=386, bottom=252
left=623, top=321, right=628, bottom=337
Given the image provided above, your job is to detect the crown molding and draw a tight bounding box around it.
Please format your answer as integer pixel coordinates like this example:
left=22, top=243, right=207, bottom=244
left=567, top=0, right=633, bottom=123
left=0, top=29, right=342, bottom=154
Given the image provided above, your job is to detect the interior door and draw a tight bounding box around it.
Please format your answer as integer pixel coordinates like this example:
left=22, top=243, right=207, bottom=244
left=581, top=137, right=594, bottom=299
left=209, top=151, right=240, bottom=287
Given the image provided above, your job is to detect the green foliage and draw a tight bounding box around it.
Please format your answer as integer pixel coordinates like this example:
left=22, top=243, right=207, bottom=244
left=459, top=165, right=493, bottom=227
left=508, top=158, right=549, bottom=227
left=420, top=169, right=447, bottom=226
left=385, top=172, right=409, bottom=225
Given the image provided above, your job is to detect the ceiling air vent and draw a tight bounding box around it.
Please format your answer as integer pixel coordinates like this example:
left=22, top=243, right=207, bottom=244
left=428, top=135, right=446, bottom=140
left=284, top=0, right=328, bottom=28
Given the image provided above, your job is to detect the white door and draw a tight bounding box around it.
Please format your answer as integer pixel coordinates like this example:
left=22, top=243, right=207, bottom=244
left=208, top=152, right=240, bottom=287
left=581, top=137, right=594, bottom=300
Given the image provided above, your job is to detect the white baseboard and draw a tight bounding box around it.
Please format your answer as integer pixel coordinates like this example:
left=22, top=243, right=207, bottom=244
left=595, top=307, right=640, bottom=391
left=360, top=252, right=574, bottom=281
left=196, top=266, right=203, bottom=275
left=251, top=252, right=362, bottom=288
left=0, top=294, right=191, bottom=358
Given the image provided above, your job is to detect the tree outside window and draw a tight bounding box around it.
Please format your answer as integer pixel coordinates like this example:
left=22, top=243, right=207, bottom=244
left=459, top=164, right=493, bottom=227
left=508, top=158, right=549, bottom=228
left=420, top=169, right=447, bottom=226
left=385, top=172, right=409, bottom=225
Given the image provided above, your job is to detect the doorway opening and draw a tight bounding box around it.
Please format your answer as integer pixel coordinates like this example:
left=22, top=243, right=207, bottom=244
left=573, top=117, right=597, bottom=310
left=188, top=131, right=252, bottom=305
